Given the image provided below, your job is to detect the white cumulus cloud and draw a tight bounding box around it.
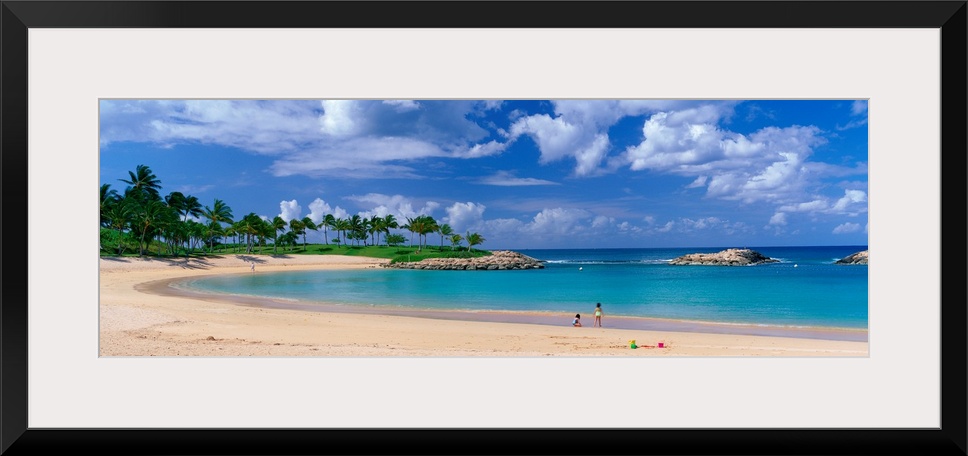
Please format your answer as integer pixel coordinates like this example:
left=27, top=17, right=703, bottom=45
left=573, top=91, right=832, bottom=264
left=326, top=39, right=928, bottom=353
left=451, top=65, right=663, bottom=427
left=592, top=215, right=613, bottom=228
left=623, top=109, right=827, bottom=205
left=269, top=136, right=447, bottom=179
left=308, top=198, right=346, bottom=224
left=382, top=100, right=421, bottom=112
left=833, top=222, right=862, bottom=234
left=349, top=193, right=440, bottom=221
left=686, top=176, right=708, bottom=189
left=526, top=208, right=592, bottom=235
left=838, top=100, right=869, bottom=130
left=769, top=212, right=788, bottom=226
left=101, top=99, right=510, bottom=180
left=779, top=199, right=828, bottom=213
left=444, top=202, right=487, bottom=232
left=319, top=100, right=364, bottom=137
left=100, top=100, right=324, bottom=153
left=478, top=171, right=557, bottom=186
left=832, top=189, right=868, bottom=213
left=509, top=114, right=583, bottom=164
left=279, top=199, right=302, bottom=221
left=455, top=140, right=509, bottom=159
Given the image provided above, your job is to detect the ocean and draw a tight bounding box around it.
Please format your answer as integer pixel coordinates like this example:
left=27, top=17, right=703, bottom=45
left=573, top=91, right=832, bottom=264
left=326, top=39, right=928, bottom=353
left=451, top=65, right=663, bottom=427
left=178, top=246, right=869, bottom=337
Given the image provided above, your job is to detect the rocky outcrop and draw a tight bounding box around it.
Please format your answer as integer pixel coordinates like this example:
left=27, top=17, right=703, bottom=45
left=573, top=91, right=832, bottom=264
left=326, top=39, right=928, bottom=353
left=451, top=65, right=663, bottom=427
left=835, top=250, right=868, bottom=264
left=383, top=250, right=545, bottom=270
left=669, top=248, right=779, bottom=266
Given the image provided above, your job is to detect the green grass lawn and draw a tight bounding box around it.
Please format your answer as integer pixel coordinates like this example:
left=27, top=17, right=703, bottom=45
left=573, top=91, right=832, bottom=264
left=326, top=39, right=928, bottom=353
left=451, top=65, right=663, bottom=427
left=306, top=244, right=491, bottom=263
left=100, top=230, right=490, bottom=263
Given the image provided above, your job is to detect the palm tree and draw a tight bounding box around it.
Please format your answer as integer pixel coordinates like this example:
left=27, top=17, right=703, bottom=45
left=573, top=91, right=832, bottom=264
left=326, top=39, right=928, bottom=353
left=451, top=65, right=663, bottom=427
left=160, top=210, right=188, bottom=256
left=230, top=221, right=245, bottom=252
left=186, top=220, right=206, bottom=254
left=450, top=233, right=463, bottom=251
left=333, top=218, right=351, bottom=248
left=465, top=232, right=485, bottom=251
left=240, top=213, right=263, bottom=253
left=224, top=225, right=237, bottom=252
left=202, top=199, right=234, bottom=252
left=132, top=200, right=171, bottom=256
left=369, top=215, right=382, bottom=246
left=100, top=184, right=119, bottom=228
left=164, top=191, right=186, bottom=214
left=322, top=214, right=335, bottom=245
left=207, top=221, right=225, bottom=253
left=402, top=216, right=417, bottom=249
left=163, top=192, right=185, bottom=252
left=348, top=215, right=364, bottom=246
left=301, top=216, right=318, bottom=250
left=105, top=195, right=133, bottom=255
left=381, top=214, right=398, bottom=246
left=279, top=231, right=298, bottom=252
left=415, top=215, right=437, bottom=251
left=182, top=195, right=203, bottom=223
left=119, top=164, right=162, bottom=202
left=360, top=216, right=374, bottom=246
left=271, top=216, right=287, bottom=254
left=256, top=218, right=273, bottom=254
left=438, top=223, right=453, bottom=250
left=289, top=219, right=305, bottom=251
left=164, top=191, right=201, bottom=253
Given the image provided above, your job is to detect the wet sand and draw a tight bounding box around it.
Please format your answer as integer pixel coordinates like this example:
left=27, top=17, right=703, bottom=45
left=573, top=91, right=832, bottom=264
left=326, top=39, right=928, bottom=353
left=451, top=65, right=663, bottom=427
left=149, top=275, right=868, bottom=342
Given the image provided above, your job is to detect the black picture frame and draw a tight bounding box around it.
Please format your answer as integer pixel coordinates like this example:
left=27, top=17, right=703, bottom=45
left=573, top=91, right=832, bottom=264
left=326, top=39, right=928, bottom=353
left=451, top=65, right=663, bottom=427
left=2, top=1, right=965, bottom=455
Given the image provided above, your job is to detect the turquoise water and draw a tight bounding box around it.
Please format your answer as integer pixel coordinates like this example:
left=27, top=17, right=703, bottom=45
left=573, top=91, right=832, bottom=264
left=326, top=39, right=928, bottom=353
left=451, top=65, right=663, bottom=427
left=181, top=246, right=868, bottom=330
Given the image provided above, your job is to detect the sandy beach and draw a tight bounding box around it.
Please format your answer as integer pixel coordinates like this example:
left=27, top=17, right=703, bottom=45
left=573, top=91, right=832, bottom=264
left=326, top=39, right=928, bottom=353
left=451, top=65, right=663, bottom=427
left=99, top=254, right=869, bottom=357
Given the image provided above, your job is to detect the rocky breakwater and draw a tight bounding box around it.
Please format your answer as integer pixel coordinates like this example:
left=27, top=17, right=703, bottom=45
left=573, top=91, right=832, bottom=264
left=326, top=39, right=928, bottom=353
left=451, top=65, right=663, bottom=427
left=669, top=248, right=779, bottom=266
left=384, top=250, right=545, bottom=270
left=835, top=250, right=868, bottom=265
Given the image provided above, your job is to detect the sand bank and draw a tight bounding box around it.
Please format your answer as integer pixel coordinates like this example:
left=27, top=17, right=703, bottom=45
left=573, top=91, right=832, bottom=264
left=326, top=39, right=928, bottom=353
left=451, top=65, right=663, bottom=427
left=99, top=254, right=869, bottom=357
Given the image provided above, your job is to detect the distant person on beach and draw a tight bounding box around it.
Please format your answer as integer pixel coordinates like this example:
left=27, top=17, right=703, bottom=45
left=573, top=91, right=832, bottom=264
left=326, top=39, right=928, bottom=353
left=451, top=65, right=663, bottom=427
left=251, top=262, right=255, bottom=272
left=573, top=314, right=582, bottom=327
left=594, top=303, right=603, bottom=327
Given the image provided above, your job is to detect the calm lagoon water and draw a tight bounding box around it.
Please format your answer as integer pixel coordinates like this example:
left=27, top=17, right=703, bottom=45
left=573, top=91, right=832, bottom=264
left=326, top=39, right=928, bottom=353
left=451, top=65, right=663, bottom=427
left=180, top=246, right=868, bottom=331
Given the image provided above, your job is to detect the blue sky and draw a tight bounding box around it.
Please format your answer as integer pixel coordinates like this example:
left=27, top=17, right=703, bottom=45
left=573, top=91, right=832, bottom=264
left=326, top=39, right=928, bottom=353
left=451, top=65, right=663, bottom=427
left=99, top=99, right=869, bottom=249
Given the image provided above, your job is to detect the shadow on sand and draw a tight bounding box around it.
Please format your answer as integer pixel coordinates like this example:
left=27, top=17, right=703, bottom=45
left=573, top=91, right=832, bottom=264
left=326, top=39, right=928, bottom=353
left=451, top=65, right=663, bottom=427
left=235, top=255, right=269, bottom=264
left=100, top=255, right=218, bottom=270
left=99, top=256, right=132, bottom=263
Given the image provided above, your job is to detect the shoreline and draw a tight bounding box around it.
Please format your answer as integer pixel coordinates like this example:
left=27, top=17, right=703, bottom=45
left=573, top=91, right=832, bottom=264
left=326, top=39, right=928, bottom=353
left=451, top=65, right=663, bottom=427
left=153, top=275, right=868, bottom=342
left=99, top=254, right=870, bottom=356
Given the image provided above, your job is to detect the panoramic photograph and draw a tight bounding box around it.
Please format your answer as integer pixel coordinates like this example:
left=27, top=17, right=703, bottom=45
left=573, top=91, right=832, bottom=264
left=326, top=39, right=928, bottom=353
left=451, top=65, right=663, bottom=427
left=99, top=99, right=869, bottom=357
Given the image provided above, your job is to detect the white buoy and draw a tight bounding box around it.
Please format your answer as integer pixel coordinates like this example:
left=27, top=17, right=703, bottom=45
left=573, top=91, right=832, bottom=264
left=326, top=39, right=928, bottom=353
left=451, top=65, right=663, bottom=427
left=794, top=264, right=798, bottom=268
left=579, top=267, right=583, bottom=271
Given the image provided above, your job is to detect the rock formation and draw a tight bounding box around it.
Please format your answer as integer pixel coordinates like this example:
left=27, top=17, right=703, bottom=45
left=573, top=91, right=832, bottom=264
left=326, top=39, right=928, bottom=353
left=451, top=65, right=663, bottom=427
left=382, top=250, right=545, bottom=270
left=669, top=248, right=779, bottom=266
left=835, top=250, right=869, bottom=265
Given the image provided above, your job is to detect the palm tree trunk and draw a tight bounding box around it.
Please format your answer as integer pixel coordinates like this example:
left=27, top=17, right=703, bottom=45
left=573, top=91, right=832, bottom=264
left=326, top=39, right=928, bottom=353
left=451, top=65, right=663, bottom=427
left=116, top=228, right=124, bottom=255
